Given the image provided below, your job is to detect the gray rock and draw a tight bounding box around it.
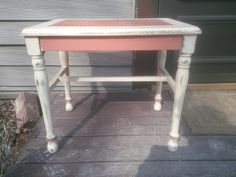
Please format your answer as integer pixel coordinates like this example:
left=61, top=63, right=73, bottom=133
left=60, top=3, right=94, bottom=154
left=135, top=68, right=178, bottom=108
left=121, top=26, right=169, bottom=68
left=15, top=92, right=41, bottom=133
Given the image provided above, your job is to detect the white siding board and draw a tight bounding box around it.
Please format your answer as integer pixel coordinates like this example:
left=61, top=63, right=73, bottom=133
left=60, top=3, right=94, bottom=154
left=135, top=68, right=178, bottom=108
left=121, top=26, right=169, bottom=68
left=0, top=0, right=135, bottom=20
left=0, top=22, right=41, bottom=45
left=0, top=66, right=132, bottom=87
left=0, top=47, right=132, bottom=66
left=0, top=0, right=135, bottom=92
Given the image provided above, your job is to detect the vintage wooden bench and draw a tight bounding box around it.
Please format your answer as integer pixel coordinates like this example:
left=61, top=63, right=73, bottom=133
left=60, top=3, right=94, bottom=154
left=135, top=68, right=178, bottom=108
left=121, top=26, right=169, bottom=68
left=21, top=18, right=201, bottom=153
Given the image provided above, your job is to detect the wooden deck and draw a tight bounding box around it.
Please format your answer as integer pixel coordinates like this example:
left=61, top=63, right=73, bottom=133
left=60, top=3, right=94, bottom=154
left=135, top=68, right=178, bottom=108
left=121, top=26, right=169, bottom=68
left=5, top=90, right=236, bottom=177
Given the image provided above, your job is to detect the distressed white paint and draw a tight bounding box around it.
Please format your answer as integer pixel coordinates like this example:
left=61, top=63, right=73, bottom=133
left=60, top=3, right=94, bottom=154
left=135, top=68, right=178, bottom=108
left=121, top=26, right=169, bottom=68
left=21, top=18, right=201, bottom=37
left=22, top=19, right=200, bottom=153
left=49, top=66, right=66, bottom=90
left=65, top=103, right=73, bottom=112
left=31, top=55, right=58, bottom=153
left=70, top=76, right=167, bottom=82
left=154, top=50, right=167, bottom=111
left=24, top=37, right=41, bottom=55
left=47, top=141, right=59, bottom=154
left=160, top=67, right=175, bottom=91
left=59, top=51, right=73, bottom=111
left=167, top=139, right=179, bottom=152
left=168, top=35, right=197, bottom=152
left=181, top=35, right=197, bottom=54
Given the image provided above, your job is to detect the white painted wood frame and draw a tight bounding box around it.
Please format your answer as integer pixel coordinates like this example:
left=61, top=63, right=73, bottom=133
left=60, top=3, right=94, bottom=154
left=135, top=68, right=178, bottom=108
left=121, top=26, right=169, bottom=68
left=22, top=18, right=201, bottom=153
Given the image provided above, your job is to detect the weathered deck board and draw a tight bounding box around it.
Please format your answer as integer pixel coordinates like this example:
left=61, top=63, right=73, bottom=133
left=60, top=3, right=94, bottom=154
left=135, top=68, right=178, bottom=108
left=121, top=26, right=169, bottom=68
left=32, top=91, right=190, bottom=137
left=16, top=136, right=236, bottom=163
left=5, top=91, right=236, bottom=177
left=51, top=91, right=172, bottom=118
left=51, top=101, right=172, bottom=118
left=31, top=116, right=189, bottom=137
left=5, top=162, right=236, bottom=177
left=183, top=91, right=236, bottom=135
left=53, top=90, right=172, bottom=104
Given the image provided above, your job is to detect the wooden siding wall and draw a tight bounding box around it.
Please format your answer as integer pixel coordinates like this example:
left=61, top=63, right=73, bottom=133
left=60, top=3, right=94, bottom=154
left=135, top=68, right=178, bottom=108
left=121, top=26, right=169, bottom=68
left=0, top=0, right=135, bottom=92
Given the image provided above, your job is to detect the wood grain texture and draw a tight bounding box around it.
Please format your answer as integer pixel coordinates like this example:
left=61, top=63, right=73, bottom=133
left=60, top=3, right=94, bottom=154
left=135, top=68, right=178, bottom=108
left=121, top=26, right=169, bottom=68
left=0, top=0, right=135, bottom=91
left=22, top=19, right=200, bottom=37
left=31, top=91, right=190, bottom=137
left=188, top=83, right=236, bottom=90
left=183, top=91, right=236, bottom=135
left=31, top=56, right=58, bottom=153
left=5, top=91, right=236, bottom=177
left=0, top=0, right=135, bottom=20
left=0, top=22, right=40, bottom=45
left=0, top=47, right=132, bottom=66
left=0, top=66, right=132, bottom=87
left=39, top=36, right=182, bottom=51
left=0, top=47, right=132, bottom=91
left=16, top=136, right=236, bottom=163
left=31, top=115, right=188, bottom=138
left=5, top=162, right=236, bottom=177
left=51, top=99, right=172, bottom=118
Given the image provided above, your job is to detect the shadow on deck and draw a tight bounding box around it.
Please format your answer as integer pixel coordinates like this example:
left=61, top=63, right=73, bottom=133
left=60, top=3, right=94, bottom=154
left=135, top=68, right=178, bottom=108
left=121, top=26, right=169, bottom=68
left=5, top=90, right=236, bottom=177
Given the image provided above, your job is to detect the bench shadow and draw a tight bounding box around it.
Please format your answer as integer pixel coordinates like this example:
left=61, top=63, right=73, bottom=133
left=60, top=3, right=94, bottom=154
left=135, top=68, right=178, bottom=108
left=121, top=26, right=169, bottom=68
left=136, top=144, right=189, bottom=177
left=4, top=90, right=109, bottom=177
left=136, top=101, right=236, bottom=177
left=6, top=91, right=236, bottom=177
left=182, top=91, right=236, bottom=135
left=4, top=90, right=157, bottom=177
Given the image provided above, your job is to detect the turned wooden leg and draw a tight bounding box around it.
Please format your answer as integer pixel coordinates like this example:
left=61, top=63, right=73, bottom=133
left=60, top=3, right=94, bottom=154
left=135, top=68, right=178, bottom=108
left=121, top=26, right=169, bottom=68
left=154, top=50, right=167, bottom=111
left=168, top=36, right=197, bottom=152
left=59, top=51, right=73, bottom=111
left=32, top=55, right=58, bottom=153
